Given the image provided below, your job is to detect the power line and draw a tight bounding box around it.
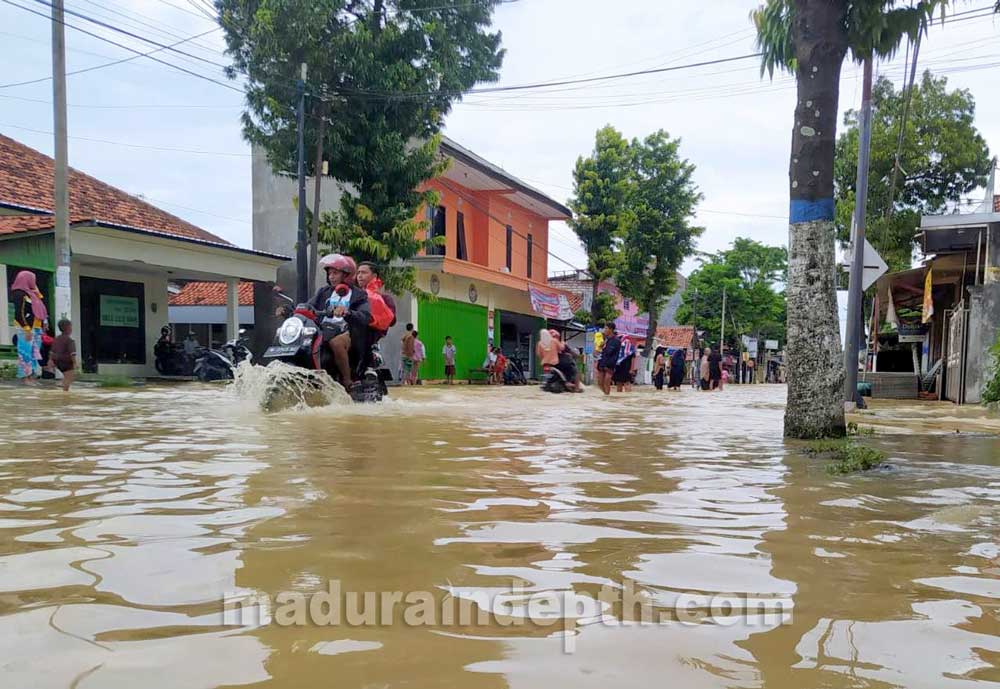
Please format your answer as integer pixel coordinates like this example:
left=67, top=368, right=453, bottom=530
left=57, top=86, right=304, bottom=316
left=0, top=21, right=222, bottom=89
left=328, top=52, right=765, bottom=101
left=0, top=122, right=250, bottom=156
left=29, top=0, right=230, bottom=68
left=0, top=0, right=240, bottom=92
left=435, top=177, right=585, bottom=272
left=70, top=0, right=224, bottom=55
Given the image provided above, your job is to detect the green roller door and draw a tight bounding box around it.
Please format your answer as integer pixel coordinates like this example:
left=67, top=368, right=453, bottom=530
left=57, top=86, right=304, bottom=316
left=417, top=298, right=487, bottom=380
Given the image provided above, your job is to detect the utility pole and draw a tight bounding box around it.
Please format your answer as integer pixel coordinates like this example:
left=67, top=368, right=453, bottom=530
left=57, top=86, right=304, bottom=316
left=719, top=285, right=726, bottom=349
left=295, top=62, right=309, bottom=304
left=844, top=57, right=874, bottom=409
left=52, top=0, right=71, bottom=322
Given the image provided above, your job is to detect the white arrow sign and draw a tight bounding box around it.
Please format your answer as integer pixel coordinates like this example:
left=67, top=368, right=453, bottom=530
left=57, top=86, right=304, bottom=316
left=842, top=239, right=889, bottom=291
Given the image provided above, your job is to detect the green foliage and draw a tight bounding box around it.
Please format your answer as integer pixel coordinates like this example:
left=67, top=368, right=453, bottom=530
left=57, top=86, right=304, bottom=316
left=675, top=238, right=787, bottom=350
left=804, top=436, right=886, bottom=474
left=753, top=0, right=951, bottom=77
left=573, top=291, right=619, bottom=327
left=847, top=420, right=876, bottom=436
left=97, top=375, right=133, bottom=388
left=568, top=126, right=635, bottom=321
left=826, top=444, right=886, bottom=475
left=981, top=329, right=1000, bottom=405
left=834, top=72, right=993, bottom=272
left=0, top=361, right=16, bottom=380
left=217, top=0, right=505, bottom=295
left=616, top=131, right=703, bottom=350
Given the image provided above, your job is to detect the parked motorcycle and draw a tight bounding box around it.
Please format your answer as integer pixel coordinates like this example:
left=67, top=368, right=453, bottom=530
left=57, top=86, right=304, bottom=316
left=260, top=299, right=389, bottom=404
left=193, top=332, right=252, bottom=382
left=154, top=339, right=192, bottom=376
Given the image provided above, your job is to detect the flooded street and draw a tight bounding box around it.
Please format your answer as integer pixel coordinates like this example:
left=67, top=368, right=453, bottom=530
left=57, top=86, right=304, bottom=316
left=1, top=382, right=998, bottom=688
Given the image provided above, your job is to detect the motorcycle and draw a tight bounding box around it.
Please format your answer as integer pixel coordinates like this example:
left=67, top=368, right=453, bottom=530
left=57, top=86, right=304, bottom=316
left=154, top=339, right=193, bottom=376
left=193, top=332, right=252, bottom=382
left=261, top=298, right=389, bottom=404
left=541, top=365, right=571, bottom=393
left=541, top=351, right=582, bottom=394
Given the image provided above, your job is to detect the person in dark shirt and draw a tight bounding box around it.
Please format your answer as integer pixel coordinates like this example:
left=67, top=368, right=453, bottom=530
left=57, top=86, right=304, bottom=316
left=708, top=346, right=723, bottom=390
left=310, top=254, right=370, bottom=386
left=597, top=322, right=621, bottom=395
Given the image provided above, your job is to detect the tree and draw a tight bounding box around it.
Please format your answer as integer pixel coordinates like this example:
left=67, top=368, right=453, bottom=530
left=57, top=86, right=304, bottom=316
left=676, top=239, right=788, bottom=351
left=218, top=0, right=345, bottom=287
left=574, top=292, right=619, bottom=327
left=218, top=0, right=505, bottom=293
left=616, top=131, right=703, bottom=352
left=753, top=0, right=947, bottom=439
left=568, top=126, right=635, bottom=322
left=834, top=71, right=993, bottom=272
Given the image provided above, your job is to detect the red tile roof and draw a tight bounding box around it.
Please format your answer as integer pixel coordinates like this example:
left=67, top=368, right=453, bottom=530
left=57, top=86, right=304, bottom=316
left=656, top=325, right=696, bottom=349
left=0, top=133, right=230, bottom=244
left=169, top=281, right=254, bottom=306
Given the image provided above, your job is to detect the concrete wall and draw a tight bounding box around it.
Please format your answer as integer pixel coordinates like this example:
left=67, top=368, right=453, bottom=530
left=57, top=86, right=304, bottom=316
left=964, top=282, right=1000, bottom=404
left=251, top=146, right=344, bottom=295
left=251, top=146, right=345, bottom=358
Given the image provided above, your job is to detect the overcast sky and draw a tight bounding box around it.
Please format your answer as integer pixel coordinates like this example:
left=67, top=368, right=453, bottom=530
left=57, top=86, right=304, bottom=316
left=2, top=0, right=998, bottom=276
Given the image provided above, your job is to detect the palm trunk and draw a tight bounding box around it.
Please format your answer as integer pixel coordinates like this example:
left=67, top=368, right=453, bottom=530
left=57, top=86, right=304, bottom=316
left=308, top=102, right=327, bottom=291
left=784, top=0, right=848, bottom=438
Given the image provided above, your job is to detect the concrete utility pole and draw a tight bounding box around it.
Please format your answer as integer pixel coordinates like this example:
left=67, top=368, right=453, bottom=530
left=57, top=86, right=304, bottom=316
left=844, top=57, right=874, bottom=409
left=719, top=285, right=726, bottom=348
left=295, top=62, right=309, bottom=304
left=52, top=0, right=71, bottom=322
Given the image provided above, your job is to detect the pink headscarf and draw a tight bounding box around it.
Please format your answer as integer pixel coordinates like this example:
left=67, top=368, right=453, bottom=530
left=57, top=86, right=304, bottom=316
left=10, top=270, right=48, bottom=322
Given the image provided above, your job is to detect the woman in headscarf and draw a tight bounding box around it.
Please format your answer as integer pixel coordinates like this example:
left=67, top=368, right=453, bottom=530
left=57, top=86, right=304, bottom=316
left=11, top=270, right=48, bottom=383
left=652, top=346, right=666, bottom=390
left=668, top=347, right=686, bottom=390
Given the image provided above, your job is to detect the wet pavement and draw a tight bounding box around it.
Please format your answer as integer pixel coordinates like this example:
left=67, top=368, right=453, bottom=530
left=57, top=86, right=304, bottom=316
left=0, top=383, right=998, bottom=688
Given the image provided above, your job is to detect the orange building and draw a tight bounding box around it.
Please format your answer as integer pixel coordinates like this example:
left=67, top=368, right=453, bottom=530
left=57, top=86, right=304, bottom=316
left=389, top=137, right=574, bottom=381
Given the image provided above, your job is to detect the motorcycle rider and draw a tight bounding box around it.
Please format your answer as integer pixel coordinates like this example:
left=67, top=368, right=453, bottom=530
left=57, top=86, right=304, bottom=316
left=309, top=254, right=370, bottom=387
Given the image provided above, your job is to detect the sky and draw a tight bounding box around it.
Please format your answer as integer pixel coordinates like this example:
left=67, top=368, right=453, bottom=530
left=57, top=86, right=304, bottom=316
left=1, top=0, right=998, bottom=277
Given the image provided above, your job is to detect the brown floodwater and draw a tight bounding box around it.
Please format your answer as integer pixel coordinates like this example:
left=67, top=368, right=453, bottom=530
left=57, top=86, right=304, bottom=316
left=1, top=381, right=998, bottom=688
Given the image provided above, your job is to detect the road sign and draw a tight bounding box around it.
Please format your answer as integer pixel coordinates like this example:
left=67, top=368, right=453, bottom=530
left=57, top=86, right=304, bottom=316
left=843, top=239, right=888, bottom=291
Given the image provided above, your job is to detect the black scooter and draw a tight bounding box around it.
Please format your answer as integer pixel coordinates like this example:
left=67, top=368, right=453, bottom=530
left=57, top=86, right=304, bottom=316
left=261, top=298, right=389, bottom=404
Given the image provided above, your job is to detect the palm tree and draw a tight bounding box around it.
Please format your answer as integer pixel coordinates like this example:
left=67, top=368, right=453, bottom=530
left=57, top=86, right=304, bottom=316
left=752, top=0, right=946, bottom=439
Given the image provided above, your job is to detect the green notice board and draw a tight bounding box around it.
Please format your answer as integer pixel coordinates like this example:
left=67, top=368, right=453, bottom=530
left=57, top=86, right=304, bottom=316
left=100, top=295, right=140, bottom=328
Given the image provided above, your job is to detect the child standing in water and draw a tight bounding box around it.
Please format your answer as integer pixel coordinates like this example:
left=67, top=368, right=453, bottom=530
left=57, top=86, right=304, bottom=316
left=47, top=319, right=77, bottom=391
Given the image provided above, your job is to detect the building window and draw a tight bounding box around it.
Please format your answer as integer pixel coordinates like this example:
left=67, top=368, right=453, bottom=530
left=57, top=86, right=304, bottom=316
left=505, top=225, right=513, bottom=270
left=456, top=211, right=468, bottom=261
left=527, top=233, right=533, bottom=279
left=427, top=205, right=446, bottom=256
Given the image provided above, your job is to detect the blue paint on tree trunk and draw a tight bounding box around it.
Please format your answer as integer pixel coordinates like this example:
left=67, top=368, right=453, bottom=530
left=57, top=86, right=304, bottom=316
left=789, top=199, right=835, bottom=223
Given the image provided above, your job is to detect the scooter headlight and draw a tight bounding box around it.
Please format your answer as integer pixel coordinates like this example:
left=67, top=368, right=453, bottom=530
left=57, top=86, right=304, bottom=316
left=277, top=317, right=303, bottom=345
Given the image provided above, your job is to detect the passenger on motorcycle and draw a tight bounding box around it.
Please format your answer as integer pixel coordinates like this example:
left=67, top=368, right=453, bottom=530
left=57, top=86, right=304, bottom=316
left=355, top=262, right=397, bottom=338
left=309, top=254, right=370, bottom=387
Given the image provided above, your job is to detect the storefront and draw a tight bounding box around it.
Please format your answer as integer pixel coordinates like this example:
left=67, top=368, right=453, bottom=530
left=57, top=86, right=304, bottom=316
left=0, top=226, right=286, bottom=376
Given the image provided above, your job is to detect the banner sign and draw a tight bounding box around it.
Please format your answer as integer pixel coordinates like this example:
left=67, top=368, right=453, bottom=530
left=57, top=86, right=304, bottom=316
left=100, top=295, right=140, bottom=328
left=615, top=313, right=649, bottom=338
left=921, top=269, right=934, bottom=324
left=528, top=286, right=574, bottom=321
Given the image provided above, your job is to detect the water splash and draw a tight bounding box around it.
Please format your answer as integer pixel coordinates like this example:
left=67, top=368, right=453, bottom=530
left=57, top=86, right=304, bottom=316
left=231, top=361, right=352, bottom=412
